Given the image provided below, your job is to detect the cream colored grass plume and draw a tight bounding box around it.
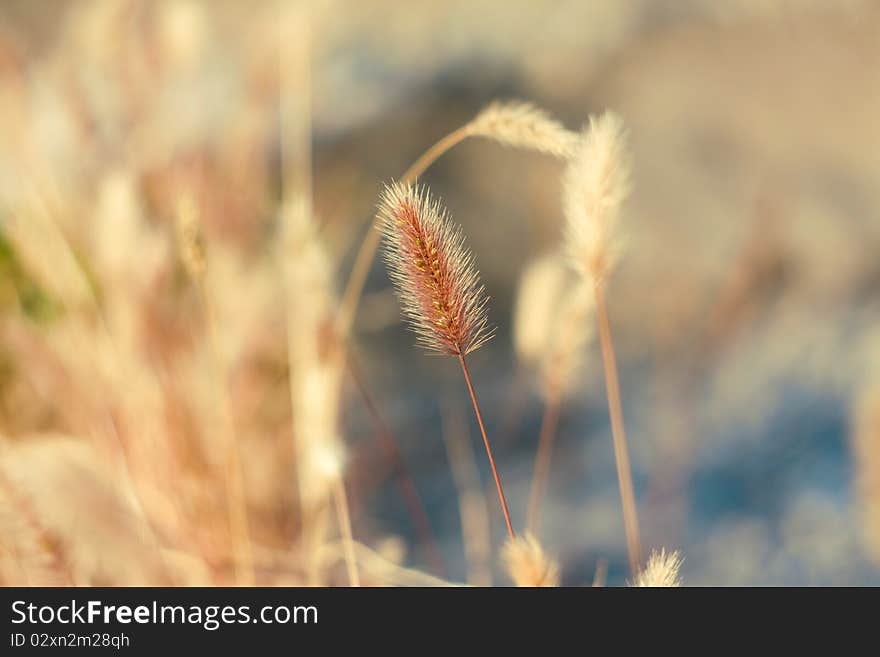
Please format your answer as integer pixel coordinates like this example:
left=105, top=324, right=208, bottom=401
left=377, top=182, right=514, bottom=539
left=502, top=532, right=560, bottom=587
left=634, top=549, right=683, bottom=587
left=469, top=100, right=577, bottom=159
left=563, top=111, right=642, bottom=576
left=564, top=112, right=631, bottom=283
left=513, top=252, right=571, bottom=368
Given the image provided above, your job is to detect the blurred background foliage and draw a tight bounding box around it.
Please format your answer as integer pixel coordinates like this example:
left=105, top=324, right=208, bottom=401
left=1, top=0, right=879, bottom=585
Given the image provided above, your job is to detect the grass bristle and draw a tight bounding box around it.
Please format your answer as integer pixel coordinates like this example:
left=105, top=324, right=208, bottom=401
left=377, top=182, right=494, bottom=357
left=634, top=549, right=683, bottom=587
left=502, top=533, right=560, bottom=587
left=563, top=111, right=631, bottom=282
left=470, top=100, right=577, bottom=159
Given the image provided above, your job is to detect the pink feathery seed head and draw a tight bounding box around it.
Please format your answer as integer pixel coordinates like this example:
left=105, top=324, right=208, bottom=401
left=377, top=182, right=494, bottom=356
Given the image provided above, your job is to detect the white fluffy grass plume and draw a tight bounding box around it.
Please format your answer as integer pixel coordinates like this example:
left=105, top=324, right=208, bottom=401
left=634, top=549, right=683, bottom=587
left=470, top=100, right=577, bottom=159
left=502, top=533, right=560, bottom=587
left=563, top=112, right=631, bottom=282
left=512, top=252, right=570, bottom=366
left=513, top=253, right=595, bottom=398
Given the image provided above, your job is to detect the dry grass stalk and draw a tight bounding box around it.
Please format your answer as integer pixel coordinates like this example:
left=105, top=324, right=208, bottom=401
left=502, top=532, right=560, bottom=587
left=331, top=477, right=359, bottom=587
left=278, top=0, right=312, bottom=203
left=278, top=3, right=359, bottom=587
left=522, top=265, right=595, bottom=533
left=176, top=197, right=254, bottom=585
left=595, top=285, right=641, bottom=576
left=563, top=111, right=641, bottom=576
left=306, top=442, right=359, bottom=586
left=592, top=558, right=608, bottom=587
left=279, top=197, right=349, bottom=585
left=378, top=182, right=514, bottom=538
left=526, top=396, right=563, bottom=535
left=853, top=385, right=880, bottom=564
left=0, top=437, right=175, bottom=585
left=4, top=194, right=94, bottom=311
left=0, top=470, right=73, bottom=586
left=6, top=190, right=174, bottom=576
left=634, top=549, right=683, bottom=587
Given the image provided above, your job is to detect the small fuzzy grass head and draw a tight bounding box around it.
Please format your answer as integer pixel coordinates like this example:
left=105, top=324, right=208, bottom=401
left=634, top=549, right=683, bottom=587
left=377, top=182, right=493, bottom=356
left=513, top=253, right=596, bottom=399
left=540, top=278, right=595, bottom=400
left=512, top=252, right=569, bottom=367
left=563, top=111, right=631, bottom=283
left=470, top=100, right=577, bottom=159
left=502, top=532, right=560, bottom=587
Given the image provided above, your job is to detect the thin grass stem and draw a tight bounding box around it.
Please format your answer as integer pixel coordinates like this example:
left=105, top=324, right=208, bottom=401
left=457, top=353, right=515, bottom=540
left=331, top=477, right=360, bottom=586
left=594, top=282, right=641, bottom=576
left=525, top=389, right=562, bottom=533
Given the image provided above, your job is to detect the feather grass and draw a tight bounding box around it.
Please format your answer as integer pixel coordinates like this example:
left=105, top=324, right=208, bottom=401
left=502, top=532, right=560, bottom=587
left=634, top=549, right=683, bottom=587
left=378, top=182, right=514, bottom=539
left=563, top=111, right=641, bottom=576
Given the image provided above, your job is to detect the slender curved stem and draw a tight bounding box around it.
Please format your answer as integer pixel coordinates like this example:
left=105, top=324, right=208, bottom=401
left=457, top=354, right=515, bottom=540
left=331, top=477, right=360, bottom=586
left=526, top=389, right=562, bottom=533
left=399, top=125, right=473, bottom=184
left=594, top=282, right=641, bottom=576
left=592, top=558, right=608, bottom=587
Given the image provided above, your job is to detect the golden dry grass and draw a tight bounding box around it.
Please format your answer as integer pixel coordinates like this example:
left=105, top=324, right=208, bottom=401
left=2, top=0, right=879, bottom=588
